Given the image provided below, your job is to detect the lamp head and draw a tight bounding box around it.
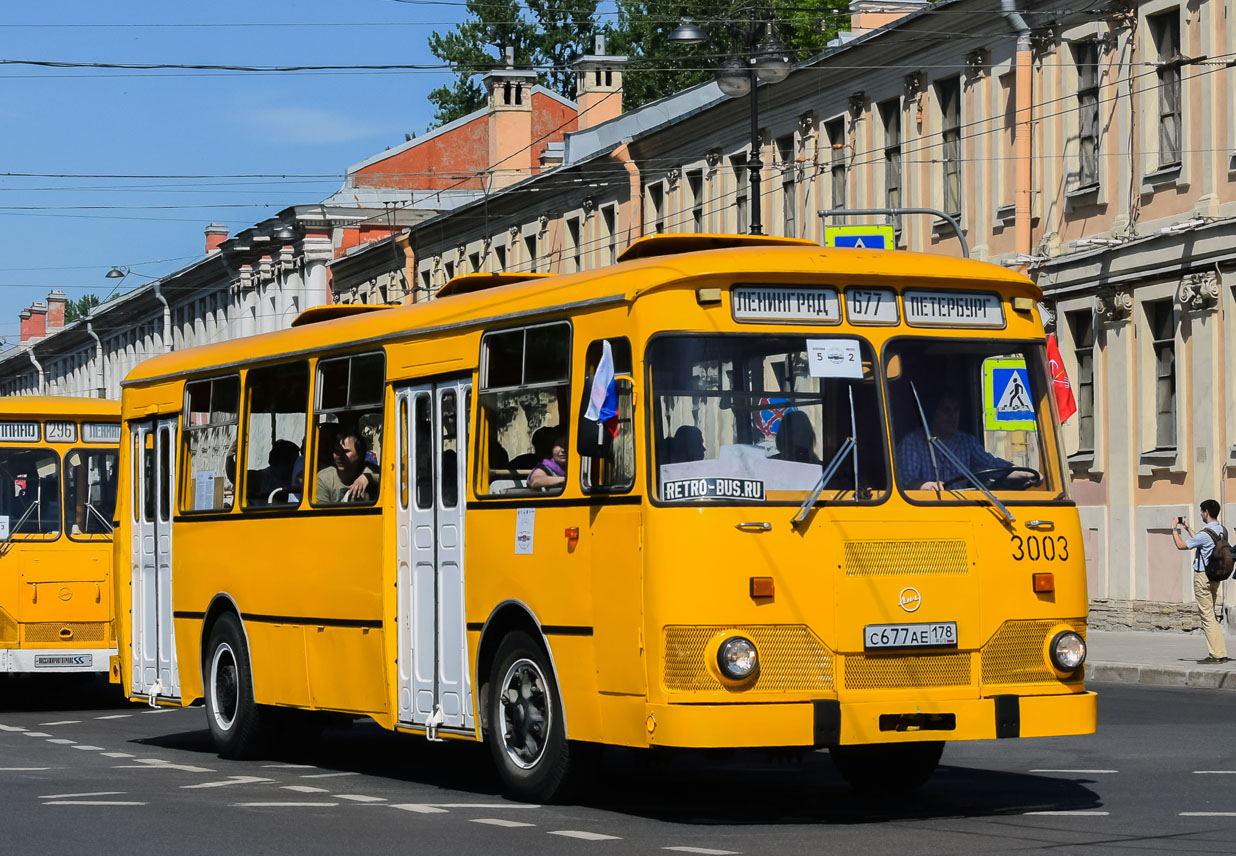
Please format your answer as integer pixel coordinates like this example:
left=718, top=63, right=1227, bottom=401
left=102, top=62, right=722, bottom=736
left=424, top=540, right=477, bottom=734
left=105, top=266, right=127, bottom=279
left=716, top=55, right=752, bottom=98
left=754, top=33, right=792, bottom=84
left=668, top=18, right=709, bottom=45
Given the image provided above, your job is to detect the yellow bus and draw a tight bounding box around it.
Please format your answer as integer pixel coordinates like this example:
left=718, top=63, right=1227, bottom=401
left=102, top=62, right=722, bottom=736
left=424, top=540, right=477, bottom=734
left=1, top=397, right=120, bottom=677
left=114, top=235, right=1094, bottom=800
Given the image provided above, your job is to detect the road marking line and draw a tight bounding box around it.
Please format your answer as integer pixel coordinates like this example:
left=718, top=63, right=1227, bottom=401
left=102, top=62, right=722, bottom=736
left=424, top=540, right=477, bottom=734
left=471, top=818, right=535, bottom=828
left=1194, top=771, right=1236, bottom=774
left=43, top=801, right=147, bottom=806
left=95, top=714, right=132, bottom=720
left=113, top=759, right=215, bottom=773
left=1029, top=769, right=1118, bottom=774
left=71, top=745, right=104, bottom=751
left=1181, top=812, right=1236, bottom=816
left=40, top=791, right=125, bottom=799
left=427, top=803, right=541, bottom=809
left=182, top=776, right=275, bottom=789
left=0, top=724, right=29, bottom=732
left=142, top=709, right=170, bottom=714
left=663, top=848, right=741, bottom=855
left=40, top=720, right=81, bottom=726
left=46, top=739, right=77, bottom=745
left=334, top=794, right=386, bottom=802
left=283, top=785, right=329, bottom=794
left=0, top=767, right=51, bottom=771
left=23, top=732, right=52, bottom=737
left=1024, top=811, right=1110, bottom=816
left=233, top=802, right=339, bottom=808
left=263, top=763, right=317, bottom=769
left=300, top=771, right=358, bottom=778
left=549, top=831, right=623, bottom=841
left=102, top=752, right=133, bottom=758
left=390, top=804, right=449, bottom=814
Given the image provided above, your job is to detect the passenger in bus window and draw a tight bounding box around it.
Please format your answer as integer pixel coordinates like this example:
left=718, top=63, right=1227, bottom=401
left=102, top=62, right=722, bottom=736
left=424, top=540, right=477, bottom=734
left=670, top=425, right=706, bottom=462
left=772, top=411, right=821, bottom=465
left=526, top=429, right=567, bottom=489
left=317, top=431, right=379, bottom=503
left=251, top=439, right=300, bottom=504
left=898, top=391, right=1038, bottom=490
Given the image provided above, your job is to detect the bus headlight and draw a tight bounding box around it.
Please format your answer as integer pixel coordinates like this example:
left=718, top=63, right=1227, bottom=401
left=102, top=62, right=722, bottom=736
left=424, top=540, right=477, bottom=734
left=717, top=636, right=758, bottom=680
left=1049, top=631, right=1086, bottom=671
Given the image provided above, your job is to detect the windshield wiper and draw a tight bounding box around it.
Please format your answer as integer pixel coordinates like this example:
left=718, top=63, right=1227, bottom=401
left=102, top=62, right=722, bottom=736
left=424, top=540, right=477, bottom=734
left=909, top=382, right=1015, bottom=524
left=84, top=502, right=114, bottom=534
left=792, top=387, right=859, bottom=528
left=4, top=498, right=41, bottom=543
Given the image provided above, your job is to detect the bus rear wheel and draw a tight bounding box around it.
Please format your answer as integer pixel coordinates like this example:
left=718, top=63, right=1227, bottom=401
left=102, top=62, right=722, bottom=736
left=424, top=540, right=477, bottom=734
left=486, top=631, right=579, bottom=803
left=204, top=613, right=267, bottom=759
left=830, top=741, right=944, bottom=795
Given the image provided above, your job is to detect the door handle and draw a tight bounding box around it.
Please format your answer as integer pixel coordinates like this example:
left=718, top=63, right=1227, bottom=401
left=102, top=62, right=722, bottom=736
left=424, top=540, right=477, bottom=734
left=735, top=521, right=772, bottom=532
left=1026, top=520, right=1055, bottom=531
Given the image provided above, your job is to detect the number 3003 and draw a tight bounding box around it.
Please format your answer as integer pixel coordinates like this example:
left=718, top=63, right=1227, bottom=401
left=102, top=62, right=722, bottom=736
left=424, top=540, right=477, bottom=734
left=1011, top=534, right=1069, bottom=561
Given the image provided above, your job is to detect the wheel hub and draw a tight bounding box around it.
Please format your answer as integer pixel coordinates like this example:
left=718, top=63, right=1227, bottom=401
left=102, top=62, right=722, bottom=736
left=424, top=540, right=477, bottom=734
left=499, top=658, right=549, bottom=769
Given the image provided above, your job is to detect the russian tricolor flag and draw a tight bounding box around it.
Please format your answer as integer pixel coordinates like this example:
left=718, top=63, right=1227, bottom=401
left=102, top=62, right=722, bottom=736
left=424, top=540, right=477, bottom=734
left=584, top=340, right=620, bottom=437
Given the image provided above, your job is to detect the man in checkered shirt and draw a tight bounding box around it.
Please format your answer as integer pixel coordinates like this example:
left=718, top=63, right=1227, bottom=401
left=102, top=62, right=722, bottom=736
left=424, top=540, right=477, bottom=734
left=898, top=392, right=1038, bottom=490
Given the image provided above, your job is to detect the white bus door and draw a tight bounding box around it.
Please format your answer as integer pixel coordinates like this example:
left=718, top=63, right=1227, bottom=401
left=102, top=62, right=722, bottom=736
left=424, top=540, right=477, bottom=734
left=395, top=380, right=472, bottom=738
left=130, top=418, right=180, bottom=703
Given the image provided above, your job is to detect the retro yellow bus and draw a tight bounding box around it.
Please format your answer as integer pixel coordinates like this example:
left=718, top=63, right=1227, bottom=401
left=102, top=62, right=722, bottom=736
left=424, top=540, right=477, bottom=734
left=114, top=235, right=1094, bottom=800
left=1, top=397, right=120, bottom=677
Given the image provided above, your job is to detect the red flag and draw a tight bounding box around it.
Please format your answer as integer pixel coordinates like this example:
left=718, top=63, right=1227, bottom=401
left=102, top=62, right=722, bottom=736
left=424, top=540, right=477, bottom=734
left=1046, top=333, right=1078, bottom=423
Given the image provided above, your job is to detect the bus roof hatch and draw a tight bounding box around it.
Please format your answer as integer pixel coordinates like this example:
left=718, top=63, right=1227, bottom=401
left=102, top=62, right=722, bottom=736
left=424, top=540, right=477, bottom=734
left=290, top=304, right=394, bottom=327
left=436, top=272, right=555, bottom=298
left=617, top=233, right=818, bottom=263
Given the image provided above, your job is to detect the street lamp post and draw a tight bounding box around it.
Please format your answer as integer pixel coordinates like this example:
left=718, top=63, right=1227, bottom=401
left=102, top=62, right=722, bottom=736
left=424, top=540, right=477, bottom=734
left=669, top=12, right=791, bottom=235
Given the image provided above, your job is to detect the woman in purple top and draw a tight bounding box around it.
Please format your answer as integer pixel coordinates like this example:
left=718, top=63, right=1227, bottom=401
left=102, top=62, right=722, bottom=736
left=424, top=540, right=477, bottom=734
left=526, top=430, right=567, bottom=489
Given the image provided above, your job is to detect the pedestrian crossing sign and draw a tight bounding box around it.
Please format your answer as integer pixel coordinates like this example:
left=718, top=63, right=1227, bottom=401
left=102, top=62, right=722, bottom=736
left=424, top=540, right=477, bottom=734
left=825, top=225, right=895, bottom=249
left=983, top=357, right=1037, bottom=431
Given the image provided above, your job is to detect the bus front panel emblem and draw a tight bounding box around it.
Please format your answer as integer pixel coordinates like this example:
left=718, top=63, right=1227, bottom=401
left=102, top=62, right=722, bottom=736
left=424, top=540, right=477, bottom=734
left=899, top=587, right=922, bottom=613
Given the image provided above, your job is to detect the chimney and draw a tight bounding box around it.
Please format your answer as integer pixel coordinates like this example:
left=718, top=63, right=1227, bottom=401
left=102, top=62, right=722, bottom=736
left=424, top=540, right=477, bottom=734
left=848, top=0, right=930, bottom=36
left=573, top=36, right=627, bottom=132
left=19, top=302, right=47, bottom=343
left=482, top=59, right=537, bottom=190
left=205, top=222, right=230, bottom=254
left=46, top=290, right=67, bottom=331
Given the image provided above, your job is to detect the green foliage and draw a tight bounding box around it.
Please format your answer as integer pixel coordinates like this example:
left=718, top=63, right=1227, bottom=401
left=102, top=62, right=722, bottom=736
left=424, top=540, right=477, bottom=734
left=608, top=1, right=850, bottom=111
left=65, top=293, right=100, bottom=323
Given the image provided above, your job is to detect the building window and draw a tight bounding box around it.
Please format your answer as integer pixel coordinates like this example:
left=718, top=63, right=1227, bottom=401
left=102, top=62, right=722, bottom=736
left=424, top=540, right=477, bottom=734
left=731, top=153, right=748, bottom=233
left=687, top=169, right=704, bottom=232
left=1066, top=310, right=1095, bottom=453
left=443, top=260, right=455, bottom=283
left=879, top=98, right=902, bottom=233
left=524, top=233, right=537, bottom=273
left=646, top=182, right=665, bottom=233
left=494, top=243, right=507, bottom=272
left=938, top=77, right=962, bottom=217
left=825, top=118, right=846, bottom=213
left=602, top=204, right=617, bottom=265
left=1146, top=299, right=1176, bottom=450
left=468, top=251, right=481, bottom=274
left=1149, top=10, right=1182, bottom=169
left=1073, top=40, right=1100, bottom=188
left=566, top=216, right=582, bottom=273
left=776, top=135, right=796, bottom=237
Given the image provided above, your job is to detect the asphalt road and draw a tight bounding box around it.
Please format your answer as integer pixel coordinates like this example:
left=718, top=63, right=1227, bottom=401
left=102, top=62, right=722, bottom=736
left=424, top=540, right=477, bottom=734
left=2, top=677, right=1235, bottom=855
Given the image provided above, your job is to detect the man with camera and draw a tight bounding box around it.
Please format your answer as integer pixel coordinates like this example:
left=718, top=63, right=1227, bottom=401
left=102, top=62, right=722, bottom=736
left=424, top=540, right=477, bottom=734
left=1172, top=499, right=1229, bottom=664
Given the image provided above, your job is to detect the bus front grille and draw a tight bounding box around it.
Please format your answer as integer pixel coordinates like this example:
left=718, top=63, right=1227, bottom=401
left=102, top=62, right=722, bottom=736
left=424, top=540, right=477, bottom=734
left=981, top=619, right=1087, bottom=686
left=663, top=625, right=834, bottom=693
left=843, top=652, right=972, bottom=689
left=0, top=609, right=16, bottom=644
left=844, top=540, right=969, bottom=576
left=23, top=622, right=109, bottom=644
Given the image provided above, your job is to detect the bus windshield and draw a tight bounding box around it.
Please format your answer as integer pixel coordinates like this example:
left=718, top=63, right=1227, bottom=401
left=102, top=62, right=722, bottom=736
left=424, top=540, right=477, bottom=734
left=64, top=448, right=119, bottom=539
left=650, top=335, right=889, bottom=504
left=0, top=448, right=61, bottom=539
left=885, top=338, right=1064, bottom=498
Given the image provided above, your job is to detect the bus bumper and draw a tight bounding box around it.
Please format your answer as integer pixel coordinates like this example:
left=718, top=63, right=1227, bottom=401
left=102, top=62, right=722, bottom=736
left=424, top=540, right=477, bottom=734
left=2, top=648, right=116, bottom=673
left=643, top=691, right=1097, bottom=748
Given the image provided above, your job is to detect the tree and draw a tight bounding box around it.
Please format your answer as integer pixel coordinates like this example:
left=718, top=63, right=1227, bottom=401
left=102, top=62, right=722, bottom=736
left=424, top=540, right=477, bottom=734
left=427, top=0, right=600, bottom=128
left=608, top=1, right=849, bottom=111
left=65, top=294, right=100, bottom=323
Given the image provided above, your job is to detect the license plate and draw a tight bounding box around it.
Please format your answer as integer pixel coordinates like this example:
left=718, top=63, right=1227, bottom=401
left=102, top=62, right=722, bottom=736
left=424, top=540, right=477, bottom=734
left=34, top=654, right=92, bottom=668
left=864, top=622, right=957, bottom=650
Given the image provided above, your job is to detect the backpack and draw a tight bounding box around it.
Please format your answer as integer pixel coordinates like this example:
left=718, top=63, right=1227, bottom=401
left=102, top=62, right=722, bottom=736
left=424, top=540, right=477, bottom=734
left=1203, top=527, right=1235, bottom=582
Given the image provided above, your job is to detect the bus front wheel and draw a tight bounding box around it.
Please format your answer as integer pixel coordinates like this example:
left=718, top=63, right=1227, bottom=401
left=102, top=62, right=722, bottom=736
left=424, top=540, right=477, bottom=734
left=486, top=631, right=578, bottom=803
left=204, top=613, right=267, bottom=759
left=830, top=741, right=944, bottom=795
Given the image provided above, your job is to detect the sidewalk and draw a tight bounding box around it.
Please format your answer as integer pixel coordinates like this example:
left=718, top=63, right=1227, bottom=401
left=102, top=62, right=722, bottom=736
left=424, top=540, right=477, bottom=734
left=1087, top=629, right=1236, bottom=690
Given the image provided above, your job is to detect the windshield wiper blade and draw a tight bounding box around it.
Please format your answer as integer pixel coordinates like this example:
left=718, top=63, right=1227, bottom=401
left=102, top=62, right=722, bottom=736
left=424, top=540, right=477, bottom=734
left=928, top=437, right=1016, bottom=523
left=792, top=437, right=856, bottom=528
left=4, top=498, right=40, bottom=543
left=84, top=502, right=114, bottom=534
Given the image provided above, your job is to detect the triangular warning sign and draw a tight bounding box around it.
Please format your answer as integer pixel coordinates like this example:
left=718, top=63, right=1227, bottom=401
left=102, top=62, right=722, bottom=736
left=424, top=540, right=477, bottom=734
left=851, top=237, right=868, bottom=248
left=995, top=370, right=1032, bottom=413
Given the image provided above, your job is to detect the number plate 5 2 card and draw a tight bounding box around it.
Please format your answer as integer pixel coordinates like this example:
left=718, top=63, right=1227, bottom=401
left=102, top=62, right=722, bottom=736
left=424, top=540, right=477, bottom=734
left=864, top=622, right=958, bottom=650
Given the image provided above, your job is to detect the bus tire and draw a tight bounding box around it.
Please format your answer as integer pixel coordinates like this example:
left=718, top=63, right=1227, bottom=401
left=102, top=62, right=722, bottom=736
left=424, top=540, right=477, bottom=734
left=203, top=613, right=267, bottom=759
left=486, top=631, right=578, bottom=803
left=830, top=741, right=943, bottom=795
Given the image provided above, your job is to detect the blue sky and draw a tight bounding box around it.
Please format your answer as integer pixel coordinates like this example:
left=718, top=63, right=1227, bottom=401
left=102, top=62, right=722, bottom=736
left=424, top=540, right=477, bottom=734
left=0, top=0, right=473, bottom=344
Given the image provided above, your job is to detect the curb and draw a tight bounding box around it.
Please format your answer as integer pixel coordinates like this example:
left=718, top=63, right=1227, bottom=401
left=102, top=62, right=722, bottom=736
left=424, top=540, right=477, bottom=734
left=1087, top=662, right=1236, bottom=691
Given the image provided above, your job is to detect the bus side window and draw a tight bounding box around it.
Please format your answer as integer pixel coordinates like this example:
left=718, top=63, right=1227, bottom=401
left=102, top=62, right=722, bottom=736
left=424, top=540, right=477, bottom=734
left=312, top=352, right=385, bottom=507
left=477, top=322, right=571, bottom=496
left=579, top=337, right=635, bottom=493
left=243, top=362, right=309, bottom=508
left=182, top=376, right=240, bottom=512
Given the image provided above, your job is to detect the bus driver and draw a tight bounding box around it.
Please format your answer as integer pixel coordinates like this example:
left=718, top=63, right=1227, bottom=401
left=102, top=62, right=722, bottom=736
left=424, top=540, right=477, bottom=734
left=898, top=391, right=1039, bottom=490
